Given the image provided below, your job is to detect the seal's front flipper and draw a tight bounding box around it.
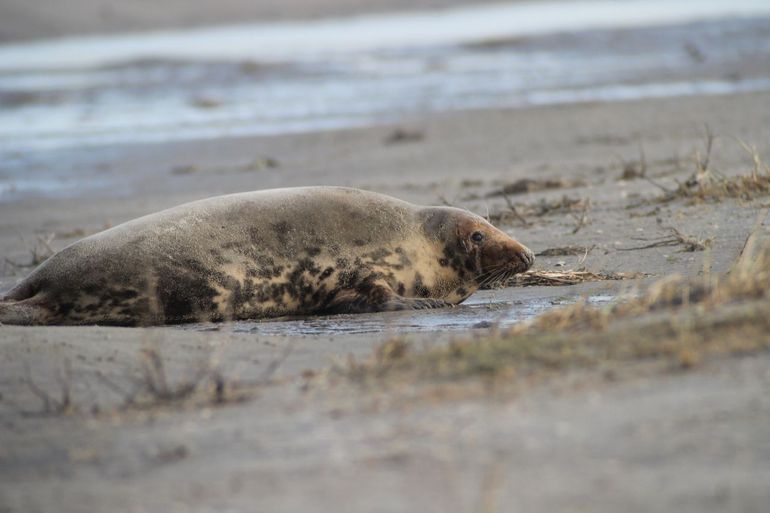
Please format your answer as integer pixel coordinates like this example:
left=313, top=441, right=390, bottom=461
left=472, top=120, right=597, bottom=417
left=382, top=297, right=453, bottom=311
left=323, top=284, right=452, bottom=314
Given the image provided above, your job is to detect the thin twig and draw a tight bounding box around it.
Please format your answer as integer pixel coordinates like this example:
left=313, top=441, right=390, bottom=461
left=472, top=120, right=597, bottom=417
left=501, top=193, right=532, bottom=226
left=569, top=199, right=591, bottom=234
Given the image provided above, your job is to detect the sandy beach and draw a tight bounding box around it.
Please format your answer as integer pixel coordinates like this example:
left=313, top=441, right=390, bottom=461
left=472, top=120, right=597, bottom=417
left=2, top=2, right=770, bottom=512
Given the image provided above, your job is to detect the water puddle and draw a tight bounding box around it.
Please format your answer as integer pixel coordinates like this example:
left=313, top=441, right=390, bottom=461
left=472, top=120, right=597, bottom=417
left=184, top=291, right=614, bottom=336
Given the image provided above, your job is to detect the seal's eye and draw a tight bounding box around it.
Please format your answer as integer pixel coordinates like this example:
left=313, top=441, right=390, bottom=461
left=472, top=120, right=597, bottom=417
left=471, top=231, right=485, bottom=244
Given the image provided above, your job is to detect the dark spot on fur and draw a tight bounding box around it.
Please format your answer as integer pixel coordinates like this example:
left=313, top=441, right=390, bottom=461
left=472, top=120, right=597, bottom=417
left=156, top=259, right=221, bottom=322
left=208, top=248, right=230, bottom=266
left=397, top=250, right=411, bottom=268
left=455, top=287, right=468, bottom=297
left=57, top=302, right=75, bottom=316
left=337, top=268, right=361, bottom=289
left=413, top=273, right=430, bottom=298
left=397, top=282, right=406, bottom=295
left=248, top=227, right=263, bottom=246
left=118, top=307, right=136, bottom=317
left=366, top=248, right=392, bottom=261
left=306, top=246, right=321, bottom=257
left=354, top=239, right=366, bottom=246
left=439, top=258, right=449, bottom=267
left=82, top=303, right=103, bottom=313
left=111, top=289, right=138, bottom=301
left=319, top=267, right=334, bottom=281
left=271, top=221, right=291, bottom=244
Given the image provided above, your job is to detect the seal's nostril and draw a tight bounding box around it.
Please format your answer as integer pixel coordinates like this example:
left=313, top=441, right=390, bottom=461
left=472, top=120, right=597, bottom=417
left=511, top=246, right=534, bottom=271
left=516, top=249, right=534, bottom=268
left=526, top=249, right=535, bottom=266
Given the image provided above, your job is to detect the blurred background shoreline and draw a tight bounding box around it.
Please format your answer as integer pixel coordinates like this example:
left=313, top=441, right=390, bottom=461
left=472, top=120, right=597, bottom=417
left=1, top=0, right=770, bottom=203
left=0, top=0, right=485, bottom=42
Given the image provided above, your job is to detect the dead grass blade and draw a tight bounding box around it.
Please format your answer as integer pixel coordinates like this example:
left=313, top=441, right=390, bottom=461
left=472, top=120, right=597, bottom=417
left=619, top=227, right=713, bottom=252
left=536, top=245, right=593, bottom=257
left=505, top=269, right=644, bottom=287
left=485, top=178, right=585, bottom=198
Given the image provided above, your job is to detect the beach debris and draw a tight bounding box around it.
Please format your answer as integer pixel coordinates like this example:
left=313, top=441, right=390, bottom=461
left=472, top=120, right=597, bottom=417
left=463, top=35, right=527, bottom=50
left=620, top=145, right=647, bottom=181
left=653, top=130, right=770, bottom=203
left=684, top=41, right=706, bottom=63
left=3, top=233, right=55, bottom=270
left=539, top=195, right=588, bottom=216
left=502, top=269, right=645, bottom=287
left=189, top=96, right=223, bottom=109
left=171, top=164, right=199, bottom=175
left=56, top=228, right=88, bottom=239
left=171, top=157, right=279, bottom=175
left=618, top=144, right=682, bottom=197
left=496, top=193, right=532, bottom=226
left=621, top=162, right=645, bottom=181
left=489, top=195, right=589, bottom=225
left=536, top=245, right=593, bottom=257
left=486, top=177, right=585, bottom=198
left=619, top=227, right=713, bottom=252
left=384, top=128, right=425, bottom=145
left=569, top=198, right=591, bottom=234
left=244, top=157, right=280, bottom=171
left=92, top=343, right=266, bottom=412
left=18, top=359, right=75, bottom=416
left=240, top=60, right=265, bottom=74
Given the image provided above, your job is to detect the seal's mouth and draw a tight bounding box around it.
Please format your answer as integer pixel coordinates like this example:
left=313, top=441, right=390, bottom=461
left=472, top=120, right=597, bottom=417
left=476, top=248, right=535, bottom=289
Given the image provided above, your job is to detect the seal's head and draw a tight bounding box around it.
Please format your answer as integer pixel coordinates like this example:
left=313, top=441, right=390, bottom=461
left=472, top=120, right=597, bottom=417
left=422, top=207, right=534, bottom=288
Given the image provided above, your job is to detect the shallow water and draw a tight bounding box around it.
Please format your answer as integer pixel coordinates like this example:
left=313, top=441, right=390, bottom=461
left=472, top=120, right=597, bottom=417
left=184, top=290, right=614, bottom=336
left=1, top=0, right=770, bottom=199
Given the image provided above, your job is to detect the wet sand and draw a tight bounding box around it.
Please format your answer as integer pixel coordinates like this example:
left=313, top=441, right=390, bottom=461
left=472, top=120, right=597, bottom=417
left=2, top=88, right=770, bottom=511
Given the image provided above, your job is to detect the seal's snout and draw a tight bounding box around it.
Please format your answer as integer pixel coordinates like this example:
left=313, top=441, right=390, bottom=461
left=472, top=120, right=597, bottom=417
left=513, top=244, right=535, bottom=272
left=523, top=246, right=535, bottom=268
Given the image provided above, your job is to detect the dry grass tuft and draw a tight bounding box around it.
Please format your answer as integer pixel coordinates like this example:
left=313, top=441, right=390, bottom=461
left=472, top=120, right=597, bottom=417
left=3, top=233, right=55, bottom=271
left=619, top=227, right=713, bottom=252
left=20, top=360, right=76, bottom=416
left=341, top=235, right=770, bottom=385
left=375, top=338, right=411, bottom=364
left=527, top=232, right=770, bottom=332
left=489, top=195, right=589, bottom=226
left=486, top=178, right=585, bottom=198
left=536, top=246, right=592, bottom=257
left=505, top=269, right=644, bottom=287
left=659, top=131, right=770, bottom=203
left=94, top=342, right=279, bottom=412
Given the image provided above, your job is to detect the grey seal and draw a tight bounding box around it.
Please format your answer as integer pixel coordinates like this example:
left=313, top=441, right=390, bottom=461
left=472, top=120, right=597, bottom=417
left=0, top=187, right=533, bottom=326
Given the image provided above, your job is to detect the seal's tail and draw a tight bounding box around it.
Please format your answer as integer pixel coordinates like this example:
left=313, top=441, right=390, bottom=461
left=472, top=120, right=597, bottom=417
left=0, top=299, right=46, bottom=325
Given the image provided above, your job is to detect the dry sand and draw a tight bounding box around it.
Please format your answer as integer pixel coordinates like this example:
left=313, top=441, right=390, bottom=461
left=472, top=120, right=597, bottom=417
left=2, top=90, right=770, bottom=512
